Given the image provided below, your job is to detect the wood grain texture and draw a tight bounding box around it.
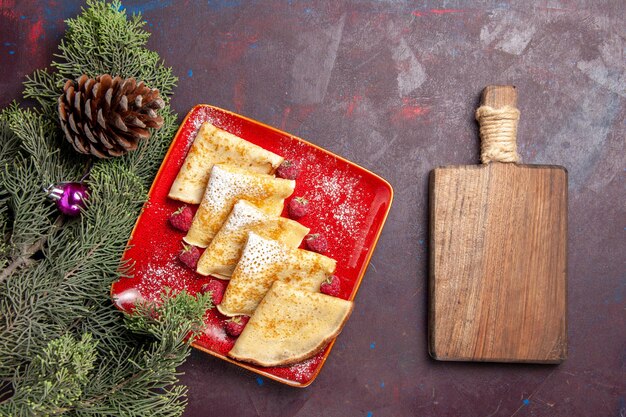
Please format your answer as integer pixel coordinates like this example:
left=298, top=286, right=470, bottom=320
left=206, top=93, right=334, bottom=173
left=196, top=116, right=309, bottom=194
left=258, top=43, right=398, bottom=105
left=481, top=84, right=517, bottom=108
left=429, top=163, right=567, bottom=362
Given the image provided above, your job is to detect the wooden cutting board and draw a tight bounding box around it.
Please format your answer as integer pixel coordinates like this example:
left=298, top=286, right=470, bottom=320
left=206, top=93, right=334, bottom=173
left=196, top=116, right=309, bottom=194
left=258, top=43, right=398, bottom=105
left=429, top=85, right=567, bottom=363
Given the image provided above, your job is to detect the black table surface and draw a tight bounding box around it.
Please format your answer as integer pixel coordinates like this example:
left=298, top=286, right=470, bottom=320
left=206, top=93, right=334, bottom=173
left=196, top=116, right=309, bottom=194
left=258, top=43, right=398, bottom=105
left=1, top=1, right=624, bottom=416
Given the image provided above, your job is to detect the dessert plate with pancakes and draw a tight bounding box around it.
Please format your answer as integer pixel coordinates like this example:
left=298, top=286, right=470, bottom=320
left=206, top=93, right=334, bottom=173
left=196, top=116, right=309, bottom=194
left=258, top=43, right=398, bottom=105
left=111, top=105, right=393, bottom=387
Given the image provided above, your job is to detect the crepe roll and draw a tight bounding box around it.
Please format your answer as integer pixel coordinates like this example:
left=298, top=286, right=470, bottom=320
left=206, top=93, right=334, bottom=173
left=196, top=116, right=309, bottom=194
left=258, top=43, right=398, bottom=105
left=196, top=200, right=309, bottom=279
left=184, top=165, right=295, bottom=248
left=228, top=281, right=353, bottom=367
left=218, top=232, right=336, bottom=317
left=168, top=122, right=284, bottom=204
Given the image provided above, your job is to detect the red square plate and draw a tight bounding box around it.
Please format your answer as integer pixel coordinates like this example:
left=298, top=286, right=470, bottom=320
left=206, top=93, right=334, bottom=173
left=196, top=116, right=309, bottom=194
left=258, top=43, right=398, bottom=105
left=111, top=105, right=393, bottom=387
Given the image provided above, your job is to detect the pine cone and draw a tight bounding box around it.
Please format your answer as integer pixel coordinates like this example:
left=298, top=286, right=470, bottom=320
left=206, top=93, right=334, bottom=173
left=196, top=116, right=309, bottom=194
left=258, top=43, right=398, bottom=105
left=58, top=74, right=165, bottom=158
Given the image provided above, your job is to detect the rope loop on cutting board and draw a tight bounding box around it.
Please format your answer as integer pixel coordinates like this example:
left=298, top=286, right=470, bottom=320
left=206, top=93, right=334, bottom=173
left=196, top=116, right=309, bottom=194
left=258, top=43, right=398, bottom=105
left=475, top=105, right=521, bottom=164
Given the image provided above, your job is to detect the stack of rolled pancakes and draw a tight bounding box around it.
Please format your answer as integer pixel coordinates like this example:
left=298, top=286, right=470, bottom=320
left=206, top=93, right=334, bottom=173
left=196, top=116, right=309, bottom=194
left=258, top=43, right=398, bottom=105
left=167, top=122, right=353, bottom=367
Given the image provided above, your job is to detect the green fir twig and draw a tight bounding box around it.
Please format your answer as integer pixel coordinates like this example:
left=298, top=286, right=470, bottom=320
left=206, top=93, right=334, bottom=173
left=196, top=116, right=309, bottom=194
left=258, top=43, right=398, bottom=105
left=0, top=1, right=212, bottom=416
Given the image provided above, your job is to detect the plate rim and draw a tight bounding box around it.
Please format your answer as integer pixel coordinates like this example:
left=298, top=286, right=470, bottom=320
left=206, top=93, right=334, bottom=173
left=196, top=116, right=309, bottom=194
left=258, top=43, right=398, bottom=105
left=111, top=104, right=394, bottom=388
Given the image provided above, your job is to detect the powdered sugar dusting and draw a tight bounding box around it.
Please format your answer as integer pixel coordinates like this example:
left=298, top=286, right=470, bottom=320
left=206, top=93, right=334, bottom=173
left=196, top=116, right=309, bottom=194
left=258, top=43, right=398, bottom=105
left=278, top=139, right=369, bottom=255
left=196, top=106, right=243, bottom=137
left=175, top=117, right=205, bottom=166
left=224, top=200, right=268, bottom=230
left=187, top=164, right=295, bottom=245
left=203, top=165, right=294, bottom=214
left=204, top=165, right=252, bottom=214
left=190, top=117, right=204, bottom=137
left=333, top=199, right=363, bottom=232
left=286, top=355, right=317, bottom=382
left=237, top=232, right=287, bottom=276
left=305, top=167, right=367, bottom=256
left=204, top=321, right=229, bottom=343
left=138, top=259, right=191, bottom=301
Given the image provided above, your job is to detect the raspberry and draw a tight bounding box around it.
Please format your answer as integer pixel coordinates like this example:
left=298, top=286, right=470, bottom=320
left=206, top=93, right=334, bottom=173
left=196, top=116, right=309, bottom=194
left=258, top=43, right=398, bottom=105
left=276, top=160, right=300, bottom=180
left=320, top=275, right=340, bottom=297
left=224, top=315, right=250, bottom=337
left=178, top=243, right=200, bottom=270
left=169, top=205, right=194, bottom=232
left=305, top=233, right=328, bottom=254
left=288, top=197, right=309, bottom=218
left=201, top=279, right=227, bottom=305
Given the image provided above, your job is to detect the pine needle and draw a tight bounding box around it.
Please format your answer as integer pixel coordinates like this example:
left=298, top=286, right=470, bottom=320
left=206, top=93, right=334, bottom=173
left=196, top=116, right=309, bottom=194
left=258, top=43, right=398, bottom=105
left=0, top=2, right=210, bottom=416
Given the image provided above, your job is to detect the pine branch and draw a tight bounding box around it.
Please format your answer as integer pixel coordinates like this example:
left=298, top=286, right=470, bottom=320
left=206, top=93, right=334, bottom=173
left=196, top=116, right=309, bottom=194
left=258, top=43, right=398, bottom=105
left=125, top=289, right=213, bottom=341
left=1, top=292, right=211, bottom=416
left=23, top=70, right=63, bottom=120
left=0, top=108, right=35, bottom=270
left=0, top=216, right=63, bottom=285
left=72, top=291, right=212, bottom=415
left=1, top=333, right=98, bottom=415
left=1, top=155, right=57, bottom=261
left=0, top=104, right=22, bottom=165
left=24, top=0, right=178, bottom=100
left=0, top=1, right=207, bottom=416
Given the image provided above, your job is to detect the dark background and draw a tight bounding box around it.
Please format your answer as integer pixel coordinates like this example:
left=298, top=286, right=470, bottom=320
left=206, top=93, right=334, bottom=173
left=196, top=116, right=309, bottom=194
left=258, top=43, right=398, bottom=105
left=1, top=1, right=624, bottom=416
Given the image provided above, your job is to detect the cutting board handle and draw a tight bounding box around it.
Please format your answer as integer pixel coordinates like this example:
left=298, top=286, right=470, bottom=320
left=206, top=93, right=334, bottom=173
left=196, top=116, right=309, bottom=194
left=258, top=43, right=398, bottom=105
left=476, top=85, right=521, bottom=164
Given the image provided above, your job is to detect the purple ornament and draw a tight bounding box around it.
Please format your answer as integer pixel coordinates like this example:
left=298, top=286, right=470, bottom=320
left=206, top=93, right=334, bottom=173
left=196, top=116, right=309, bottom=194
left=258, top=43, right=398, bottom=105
left=45, top=182, right=89, bottom=216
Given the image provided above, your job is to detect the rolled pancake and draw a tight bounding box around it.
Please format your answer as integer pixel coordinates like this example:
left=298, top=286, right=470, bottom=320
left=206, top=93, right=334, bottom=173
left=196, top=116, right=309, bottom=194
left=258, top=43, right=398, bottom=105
left=196, top=200, right=309, bottom=279
left=184, top=165, right=295, bottom=248
left=168, top=122, right=283, bottom=204
left=218, top=232, right=336, bottom=316
left=228, top=281, right=353, bottom=367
